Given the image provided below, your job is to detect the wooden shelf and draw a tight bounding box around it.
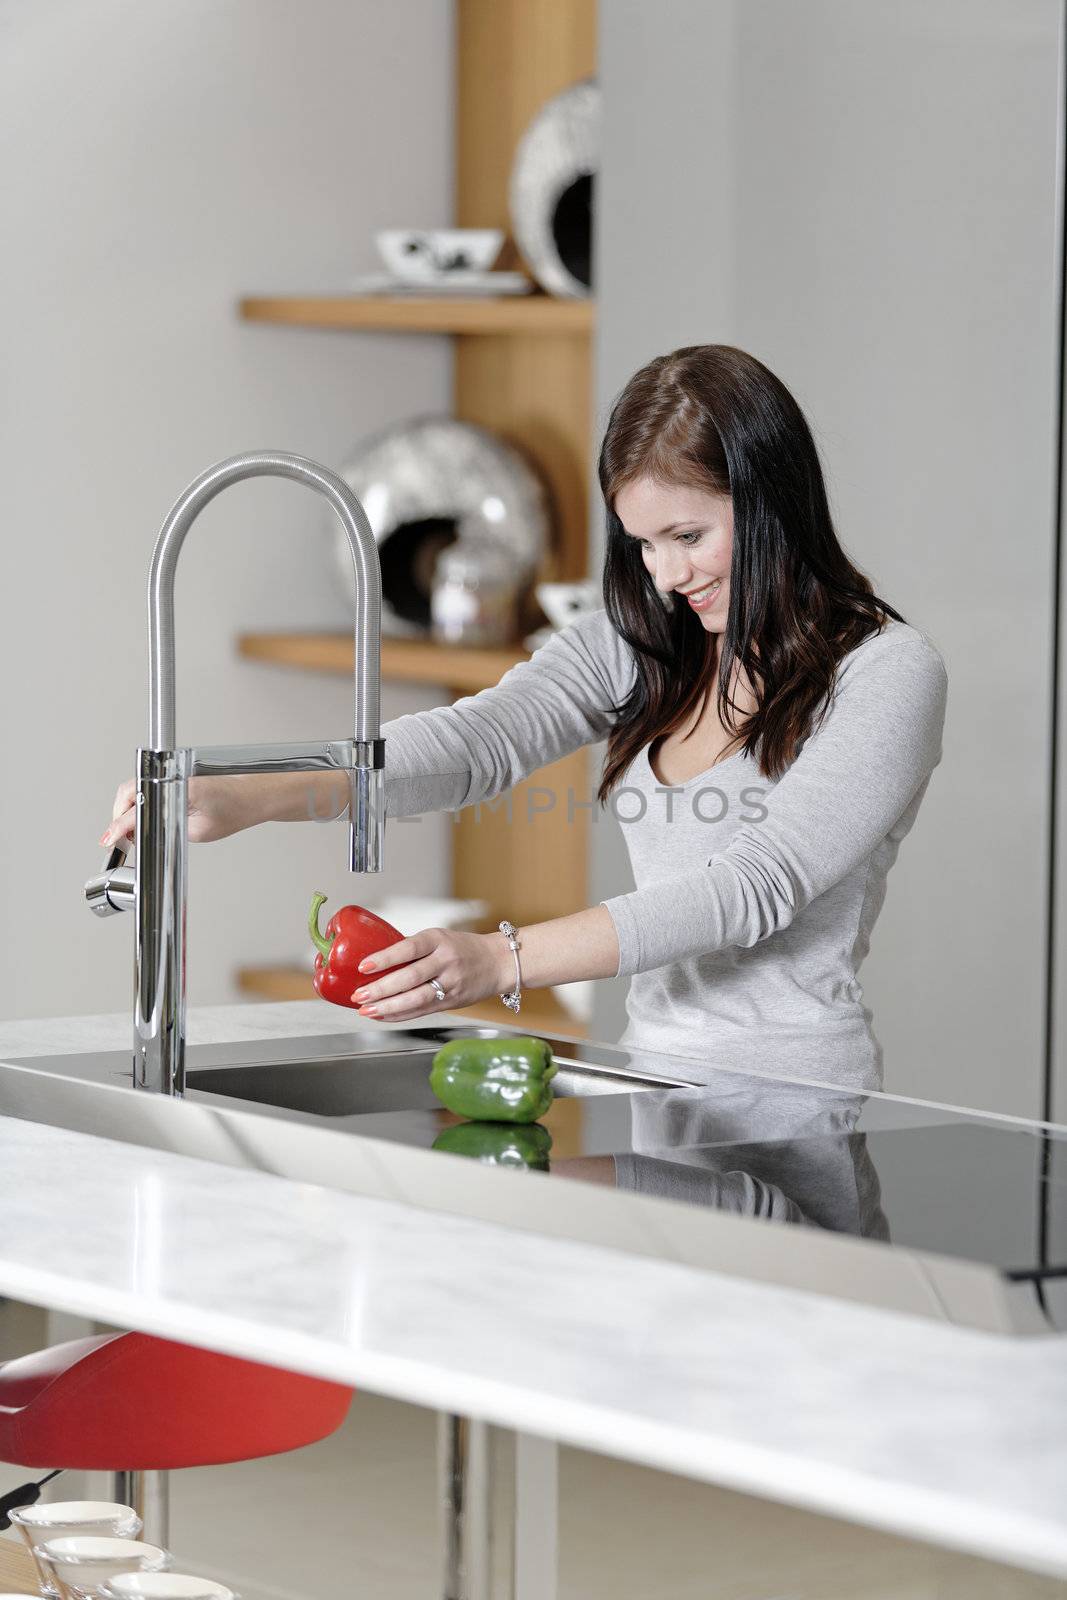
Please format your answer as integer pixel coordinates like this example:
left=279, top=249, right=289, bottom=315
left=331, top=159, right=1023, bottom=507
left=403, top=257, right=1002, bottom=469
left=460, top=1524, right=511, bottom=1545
left=238, top=632, right=529, bottom=692
left=237, top=966, right=587, bottom=1037
left=239, top=294, right=593, bottom=336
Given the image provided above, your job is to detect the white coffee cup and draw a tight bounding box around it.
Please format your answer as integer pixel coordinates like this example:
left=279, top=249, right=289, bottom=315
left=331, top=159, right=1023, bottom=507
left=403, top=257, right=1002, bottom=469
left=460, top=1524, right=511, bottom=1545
left=376, top=228, right=503, bottom=281
left=35, top=1537, right=169, bottom=1600
left=100, top=1576, right=237, bottom=1600
left=10, top=1502, right=141, bottom=1542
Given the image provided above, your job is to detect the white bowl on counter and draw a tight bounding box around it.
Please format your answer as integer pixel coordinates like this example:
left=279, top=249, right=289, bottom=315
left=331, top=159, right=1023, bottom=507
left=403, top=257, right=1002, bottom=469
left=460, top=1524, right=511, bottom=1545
left=100, top=1575, right=236, bottom=1600
left=36, top=1536, right=169, bottom=1598
left=10, top=1502, right=141, bottom=1543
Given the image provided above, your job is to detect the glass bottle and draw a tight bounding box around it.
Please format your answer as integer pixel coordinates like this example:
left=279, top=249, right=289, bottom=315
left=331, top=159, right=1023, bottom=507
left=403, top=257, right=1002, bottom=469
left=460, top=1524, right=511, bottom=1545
left=430, top=539, right=519, bottom=647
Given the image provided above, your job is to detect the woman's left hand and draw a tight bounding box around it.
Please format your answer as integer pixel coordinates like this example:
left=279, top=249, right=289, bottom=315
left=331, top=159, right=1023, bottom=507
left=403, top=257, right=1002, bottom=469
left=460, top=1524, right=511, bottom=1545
left=349, top=927, right=509, bottom=1022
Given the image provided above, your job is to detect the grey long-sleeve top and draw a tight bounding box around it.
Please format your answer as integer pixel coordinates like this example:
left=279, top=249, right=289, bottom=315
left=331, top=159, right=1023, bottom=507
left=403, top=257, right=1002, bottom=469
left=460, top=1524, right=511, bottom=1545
left=378, top=607, right=948, bottom=1089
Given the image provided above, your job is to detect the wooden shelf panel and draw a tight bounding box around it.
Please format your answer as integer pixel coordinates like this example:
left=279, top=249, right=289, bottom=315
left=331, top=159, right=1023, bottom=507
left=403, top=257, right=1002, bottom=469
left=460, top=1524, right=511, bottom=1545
left=239, top=295, right=593, bottom=336
left=238, top=632, right=529, bottom=692
left=237, top=966, right=587, bottom=1037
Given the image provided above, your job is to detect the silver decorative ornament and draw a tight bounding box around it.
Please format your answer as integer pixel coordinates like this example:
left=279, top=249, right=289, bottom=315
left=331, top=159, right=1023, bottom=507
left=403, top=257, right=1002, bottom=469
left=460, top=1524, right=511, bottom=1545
left=332, top=416, right=551, bottom=637
left=508, top=77, right=599, bottom=300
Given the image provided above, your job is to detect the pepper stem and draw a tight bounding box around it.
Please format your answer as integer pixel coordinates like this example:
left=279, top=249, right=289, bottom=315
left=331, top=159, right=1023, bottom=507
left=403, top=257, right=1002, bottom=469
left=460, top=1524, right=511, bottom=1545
left=308, top=891, right=334, bottom=961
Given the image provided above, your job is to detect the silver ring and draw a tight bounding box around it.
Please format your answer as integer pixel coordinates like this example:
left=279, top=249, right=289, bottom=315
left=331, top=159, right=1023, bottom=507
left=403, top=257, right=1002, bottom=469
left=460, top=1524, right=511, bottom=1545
left=429, top=977, right=446, bottom=1003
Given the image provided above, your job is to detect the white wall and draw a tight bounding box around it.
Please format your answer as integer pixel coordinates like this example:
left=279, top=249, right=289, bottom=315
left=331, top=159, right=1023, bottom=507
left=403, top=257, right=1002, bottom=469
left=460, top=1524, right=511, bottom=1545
left=0, top=0, right=456, bottom=1020
left=592, top=0, right=1062, bottom=1117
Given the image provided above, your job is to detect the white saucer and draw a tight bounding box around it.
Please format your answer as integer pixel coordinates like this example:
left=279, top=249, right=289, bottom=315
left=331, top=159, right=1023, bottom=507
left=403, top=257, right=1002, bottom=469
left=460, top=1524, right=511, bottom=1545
left=346, top=271, right=534, bottom=297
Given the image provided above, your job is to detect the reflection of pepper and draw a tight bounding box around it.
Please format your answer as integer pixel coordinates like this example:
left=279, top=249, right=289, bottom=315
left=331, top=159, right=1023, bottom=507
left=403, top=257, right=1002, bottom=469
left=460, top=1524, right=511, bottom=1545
left=308, top=891, right=407, bottom=1009
left=429, top=1036, right=556, bottom=1123
left=433, top=1120, right=552, bottom=1169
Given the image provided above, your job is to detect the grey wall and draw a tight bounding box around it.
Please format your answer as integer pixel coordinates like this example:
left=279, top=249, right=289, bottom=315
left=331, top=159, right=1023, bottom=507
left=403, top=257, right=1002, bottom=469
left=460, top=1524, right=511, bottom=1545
left=0, top=0, right=455, bottom=1020
left=593, top=0, right=1063, bottom=1117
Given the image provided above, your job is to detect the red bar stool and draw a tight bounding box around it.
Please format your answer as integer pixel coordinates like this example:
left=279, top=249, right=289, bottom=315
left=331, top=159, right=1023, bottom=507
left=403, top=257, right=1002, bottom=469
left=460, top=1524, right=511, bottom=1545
left=0, top=1331, right=354, bottom=1547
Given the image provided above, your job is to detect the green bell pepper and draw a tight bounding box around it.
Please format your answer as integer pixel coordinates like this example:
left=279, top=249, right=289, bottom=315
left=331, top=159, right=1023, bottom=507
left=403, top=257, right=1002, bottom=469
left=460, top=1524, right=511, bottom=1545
left=432, top=1120, right=553, bottom=1170
left=429, top=1035, right=556, bottom=1123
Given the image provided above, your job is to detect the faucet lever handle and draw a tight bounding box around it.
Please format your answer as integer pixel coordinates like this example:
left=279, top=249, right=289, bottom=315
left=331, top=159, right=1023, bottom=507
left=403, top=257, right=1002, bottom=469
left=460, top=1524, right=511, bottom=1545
left=85, top=838, right=136, bottom=918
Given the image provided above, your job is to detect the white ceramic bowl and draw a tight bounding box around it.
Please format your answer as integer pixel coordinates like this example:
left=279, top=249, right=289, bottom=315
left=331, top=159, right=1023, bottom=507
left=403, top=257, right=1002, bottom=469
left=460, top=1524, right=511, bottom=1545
left=36, top=1537, right=169, bottom=1597
left=100, top=1576, right=235, bottom=1600
left=10, top=1503, right=141, bottom=1542
left=375, top=228, right=503, bottom=281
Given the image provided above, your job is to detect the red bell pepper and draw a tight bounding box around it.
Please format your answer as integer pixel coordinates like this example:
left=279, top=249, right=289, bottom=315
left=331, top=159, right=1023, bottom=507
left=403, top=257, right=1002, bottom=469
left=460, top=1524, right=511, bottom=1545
left=308, top=891, right=409, bottom=1009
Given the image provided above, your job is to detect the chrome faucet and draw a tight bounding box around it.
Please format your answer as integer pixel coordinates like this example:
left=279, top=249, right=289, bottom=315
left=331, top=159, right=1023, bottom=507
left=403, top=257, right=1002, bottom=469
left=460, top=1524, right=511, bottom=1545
left=85, top=452, right=385, bottom=1096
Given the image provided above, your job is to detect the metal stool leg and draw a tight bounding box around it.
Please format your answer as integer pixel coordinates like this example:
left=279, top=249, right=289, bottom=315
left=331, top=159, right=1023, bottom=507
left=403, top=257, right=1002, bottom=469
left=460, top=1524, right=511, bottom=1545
left=438, top=1413, right=494, bottom=1600
left=111, top=1470, right=169, bottom=1549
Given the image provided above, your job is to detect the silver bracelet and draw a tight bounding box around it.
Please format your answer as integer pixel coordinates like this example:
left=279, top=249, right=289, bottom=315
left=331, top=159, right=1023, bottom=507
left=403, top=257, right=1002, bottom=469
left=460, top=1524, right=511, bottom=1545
left=498, top=920, right=522, bottom=1013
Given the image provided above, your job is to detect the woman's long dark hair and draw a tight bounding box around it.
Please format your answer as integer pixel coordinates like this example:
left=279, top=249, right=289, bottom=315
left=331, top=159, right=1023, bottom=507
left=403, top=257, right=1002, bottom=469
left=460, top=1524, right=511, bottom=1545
left=597, top=345, right=905, bottom=801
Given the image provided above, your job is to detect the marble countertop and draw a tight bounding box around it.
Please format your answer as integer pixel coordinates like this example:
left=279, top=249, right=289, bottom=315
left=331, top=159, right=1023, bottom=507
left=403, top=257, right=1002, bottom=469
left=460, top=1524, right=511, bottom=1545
left=1, top=1003, right=1066, bottom=1580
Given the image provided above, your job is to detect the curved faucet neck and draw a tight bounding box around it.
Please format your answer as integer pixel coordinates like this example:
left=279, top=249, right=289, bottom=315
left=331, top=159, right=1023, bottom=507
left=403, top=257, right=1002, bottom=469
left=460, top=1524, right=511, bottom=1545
left=147, top=451, right=383, bottom=749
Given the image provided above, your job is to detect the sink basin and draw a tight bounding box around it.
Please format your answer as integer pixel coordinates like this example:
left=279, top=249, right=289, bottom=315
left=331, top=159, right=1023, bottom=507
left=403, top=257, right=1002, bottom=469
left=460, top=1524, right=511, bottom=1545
left=186, top=1026, right=690, bottom=1118
left=189, top=1050, right=446, bottom=1117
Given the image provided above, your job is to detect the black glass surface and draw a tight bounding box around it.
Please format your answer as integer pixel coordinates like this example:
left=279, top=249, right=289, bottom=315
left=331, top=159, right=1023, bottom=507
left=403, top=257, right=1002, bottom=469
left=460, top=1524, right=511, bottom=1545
left=329, top=1029, right=1067, bottom=1333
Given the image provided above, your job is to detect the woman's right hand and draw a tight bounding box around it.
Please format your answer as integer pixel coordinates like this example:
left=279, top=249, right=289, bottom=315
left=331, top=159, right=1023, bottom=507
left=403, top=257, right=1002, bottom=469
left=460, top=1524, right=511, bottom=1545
left=100, top=775, right=266, bottom=851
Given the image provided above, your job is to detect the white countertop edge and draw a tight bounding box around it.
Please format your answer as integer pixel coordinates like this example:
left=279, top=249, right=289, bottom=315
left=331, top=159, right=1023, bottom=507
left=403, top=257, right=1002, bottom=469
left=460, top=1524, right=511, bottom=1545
left=3, top=1258, right=1063, bottom=1584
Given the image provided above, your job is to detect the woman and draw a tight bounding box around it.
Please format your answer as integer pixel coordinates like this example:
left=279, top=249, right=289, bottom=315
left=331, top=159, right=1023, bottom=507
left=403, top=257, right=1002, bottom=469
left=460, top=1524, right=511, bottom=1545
left=101, top=345, right=947, bottom=1090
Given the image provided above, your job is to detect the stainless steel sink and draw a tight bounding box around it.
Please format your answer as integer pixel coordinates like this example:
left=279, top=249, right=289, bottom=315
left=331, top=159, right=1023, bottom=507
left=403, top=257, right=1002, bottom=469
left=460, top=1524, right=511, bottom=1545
left=188, top=1051, right=446, bottom=1117
left=185, top=1025, right=694, bottom=1118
